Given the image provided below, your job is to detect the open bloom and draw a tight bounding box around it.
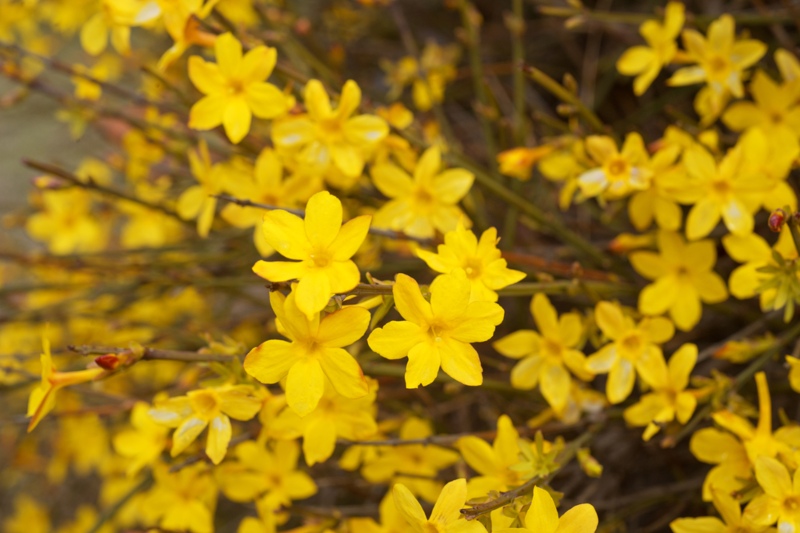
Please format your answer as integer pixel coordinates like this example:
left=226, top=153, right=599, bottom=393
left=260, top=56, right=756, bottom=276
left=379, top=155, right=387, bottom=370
left=368, top=270, right=504, bottom=388
left=746, top=456, right=800, bottom=531
left=668, top=15, right=766, bottom=115
left=585, top=301, right=674, bottom=404
left=630, top=230, right=728, bottom=331
left=457, top=415, right=526, bottom=498
left=617, top=1, right=685, bottom=95
left=272, top=79, right=388, bottom=178
left=494, top=486, right=598, bottom=533
left=221, top=148, right=320, bottom=256
left=252, top=191, right=371, bottom=319
left=493, top=293, right=592, bottom=413
left=360, top=417, right=460, bottom=503
left=216, top=439, right=317, bottom=511
left=393, top=479, right=485, bottom=533
left=27, top=334, right=106, bottom=432
left=148, top=385, right=262, bottom=464
left=243, top=289, right=371, bottom=417
left=372, top=146, right=475, bottom=238
left=623, top=344, right=698, bottom=441
left=676, top=138, right=770, bottom=240
left=577, top=133, right=653, bottom=200
left=177, top=140, right=226, bottom=238
left=416, top=221, right=525, bottom=302
left=188, top=32, right=289, bottom=143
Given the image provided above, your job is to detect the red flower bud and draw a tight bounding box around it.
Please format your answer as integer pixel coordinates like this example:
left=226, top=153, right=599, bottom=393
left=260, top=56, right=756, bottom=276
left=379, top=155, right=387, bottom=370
left=94, top=354, right=120, bottom=370
left=768, top=209, right=787, bottom=232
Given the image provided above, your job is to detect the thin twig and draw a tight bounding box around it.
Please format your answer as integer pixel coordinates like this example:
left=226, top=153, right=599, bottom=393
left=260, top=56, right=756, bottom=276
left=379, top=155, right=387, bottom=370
left=68, top=344, right=235, bottom=362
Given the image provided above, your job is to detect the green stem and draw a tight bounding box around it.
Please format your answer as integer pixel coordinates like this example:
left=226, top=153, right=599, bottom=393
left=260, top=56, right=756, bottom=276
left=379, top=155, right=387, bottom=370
left=523, top=65, right=605, bottom=133
left=459, top=1, right=499, bottom=170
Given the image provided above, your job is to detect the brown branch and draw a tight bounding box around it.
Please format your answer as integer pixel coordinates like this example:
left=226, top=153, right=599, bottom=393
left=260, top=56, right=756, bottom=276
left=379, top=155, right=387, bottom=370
left=23, top=159, right=192, bottom=226
left=68, top=344, right=236, bottom=362
left=460, top=425, right=599, bottom=520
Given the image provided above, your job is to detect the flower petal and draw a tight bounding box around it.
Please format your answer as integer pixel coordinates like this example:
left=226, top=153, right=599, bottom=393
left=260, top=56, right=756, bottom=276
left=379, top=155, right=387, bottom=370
left=439, top=338, right=483, bottom=386
left=368, top=321, right=426, bottom=360
left=244, top=339, right=299, bottom=384
left=319, top=347, right=369, bottom=398
left=393, top=274, right=433, bottom=325
left=305, top=191, right=342, bottom=249
left=286, top=357, right=324, bottom=416
left=206, top=414, right=231, bottom=464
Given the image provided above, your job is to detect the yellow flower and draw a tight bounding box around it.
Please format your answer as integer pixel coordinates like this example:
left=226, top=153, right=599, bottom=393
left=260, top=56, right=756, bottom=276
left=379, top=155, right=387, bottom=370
left=3, top=495, right=50, bottom=533
left=577, top=133, right=652, bottom=200
left=723, top=228, right=798, bottom=312
left=368, top=270, right=504, bottom=388
left=112, top=402, right=170, bottom=476
left=143, top=462, right=217, bottom=533
left=788, top=356, right=800, bottom=394
left=493, top=293, right=592, bottom=413
left=148, top=384, right=262, bottom=465
left=80, top=0, right=141, bottom=56
left=188, top=32, right=289, bottom=143
left=393, top=479, right=486, bottom=533
left=176, top=140, right=226, bottom=238
left=216, top=439, right=317, bottom=510
left=244, top=289, right=370, bottom=417
left=269, top=376, right=378, bottom=466
left=671, top=487, right=767, bottom=533
left=497, top=146, right=554, bottom=181
left=623, top=344, right=698, bottom=441
left=220, top=148, right=321, bottom=257
left=361, top=417, right=459, bottom=503
left=626, top=144, right=683, bottom=231
left=585, top=300, right=674, bottom=404
left=691, top=372, right=800, bottom=501
left=616, top=1, right=685, bottom=95
left=747, top=456, right=800, bottom=531
left=678, top=138, right=771, bottom=240
left=630, top=230, right=728, bottom=331
left=372, top=146, right=475, bottom=238
left=537, top=137, right=590, bottom=209
left=668, top=15, right=766, bottom=107
left=494, top=486, right=598, bottom=533
left=416, top=222, right=525, bottom=302
left=26, top=188, right=108, bottom=255
left=27, top=334, right=106, bottom=432
left=722, top=70, right=800, bottom=137
left=272, top=79, right=389, bottom=178
left=252, top=190, right=371, bottom=319
left=457, top=415, right=525, bottom=498
left=348, top=491, right=409, bottom=533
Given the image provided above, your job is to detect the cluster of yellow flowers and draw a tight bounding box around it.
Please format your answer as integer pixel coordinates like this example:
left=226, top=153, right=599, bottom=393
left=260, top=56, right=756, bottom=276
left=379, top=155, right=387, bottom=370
left=2, top=1, right=800, bottom=533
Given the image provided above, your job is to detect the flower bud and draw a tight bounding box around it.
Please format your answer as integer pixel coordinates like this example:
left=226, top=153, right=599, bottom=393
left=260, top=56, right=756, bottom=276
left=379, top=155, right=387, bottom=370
left=768, top=209, right=787, bottom=232
left=94, top=354, right=120, bottom=370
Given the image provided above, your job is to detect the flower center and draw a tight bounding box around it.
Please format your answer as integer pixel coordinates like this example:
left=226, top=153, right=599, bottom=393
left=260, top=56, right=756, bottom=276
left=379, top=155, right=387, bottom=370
left=785, top=496, right=800, bottom=511
left=464, top=257, right=482, bottom=278
left=422, top=523, right=442, bottom=533
left=309, top=250, right=331, bottom=268
left=190, top=390, right=220, bottom=418
left=413, top=186, right=435, bottom=206
left=317, top=118, right=343, bottom=140
left=708, top=55, right=729, bottom=75
left=228, top=79, right=245, bottom=95
left=605, top=158, right=629, bottom=180
left=543, top=338, right=563, bottom=359
left=620, top=333, right=642, bottom=355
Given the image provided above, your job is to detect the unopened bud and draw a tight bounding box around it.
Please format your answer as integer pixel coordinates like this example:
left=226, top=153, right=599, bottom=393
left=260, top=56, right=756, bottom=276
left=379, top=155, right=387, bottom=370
left=94, top=354, right=120, bottom=370
left=32, top=175, right=69, bottom=189
left=768, top=209, right=787, bottom=232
